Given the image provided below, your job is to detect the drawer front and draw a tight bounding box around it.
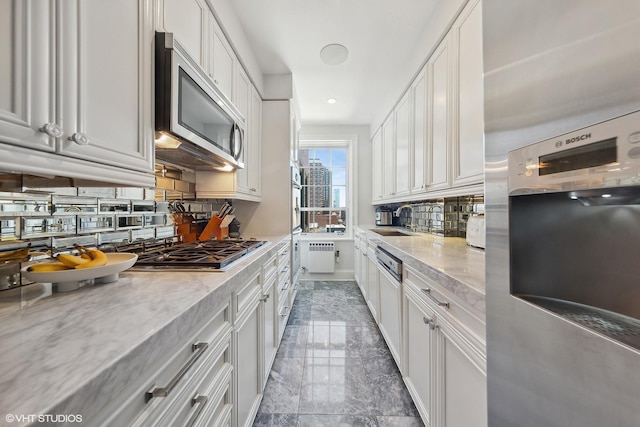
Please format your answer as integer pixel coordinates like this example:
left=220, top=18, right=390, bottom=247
left=404, top=265, right=485, bottom=342
left=128, top=311, right=232, bottom=427
left=236, top=270, right=262, bottom=318
left=156, top=330, right=233, bottom=427
left=262, top=253, right=278, bottom=285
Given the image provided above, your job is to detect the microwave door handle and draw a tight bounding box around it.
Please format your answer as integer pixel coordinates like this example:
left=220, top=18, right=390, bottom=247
left=234, top=124, right=244, bottom=160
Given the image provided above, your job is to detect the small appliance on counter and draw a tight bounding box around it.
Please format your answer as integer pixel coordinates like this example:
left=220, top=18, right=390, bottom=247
left=375, top=206, right=393, bottom=226
left=466, top=214, right=485, bottom=249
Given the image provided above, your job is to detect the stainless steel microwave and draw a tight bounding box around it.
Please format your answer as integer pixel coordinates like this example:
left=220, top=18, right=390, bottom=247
left=154, top=32, right=244, bottom=171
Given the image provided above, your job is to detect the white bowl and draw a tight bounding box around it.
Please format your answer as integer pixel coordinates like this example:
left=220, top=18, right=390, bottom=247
left=22, top=253, right=138, bottom=291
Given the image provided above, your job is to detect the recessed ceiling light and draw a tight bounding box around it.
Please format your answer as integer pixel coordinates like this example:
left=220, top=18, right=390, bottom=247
left=327, top=98, right=337, bottom=104
left=320, top=44, right=349, bottom=65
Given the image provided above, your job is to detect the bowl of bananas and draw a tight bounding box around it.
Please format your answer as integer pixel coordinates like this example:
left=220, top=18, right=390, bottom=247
left=22, top=244, right=138, bottom=292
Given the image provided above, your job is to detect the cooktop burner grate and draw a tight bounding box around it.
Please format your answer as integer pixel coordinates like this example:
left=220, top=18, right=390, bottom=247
left=520, top=295, right=640, bottom=349
left=116, top=239, right=266, bottom=270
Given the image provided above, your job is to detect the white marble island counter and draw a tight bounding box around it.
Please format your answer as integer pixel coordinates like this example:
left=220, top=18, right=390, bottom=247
left=0, top=234, right=289, bottom=426
left=357, top=225, right=485, bottom=317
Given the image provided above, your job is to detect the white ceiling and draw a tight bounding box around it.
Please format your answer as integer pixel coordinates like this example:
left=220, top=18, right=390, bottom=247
left=227, top=0, right=441, bottom=126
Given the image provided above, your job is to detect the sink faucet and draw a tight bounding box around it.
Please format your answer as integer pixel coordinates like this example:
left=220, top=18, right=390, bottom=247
left=395, top=204, right=415, bottom=231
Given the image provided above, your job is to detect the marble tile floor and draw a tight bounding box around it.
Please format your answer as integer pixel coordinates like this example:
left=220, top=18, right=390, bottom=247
left=254, top=281, right=425, bottom=427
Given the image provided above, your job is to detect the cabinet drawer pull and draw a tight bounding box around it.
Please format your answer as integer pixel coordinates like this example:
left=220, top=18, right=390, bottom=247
left=260, top=293, right=270, bottom=302
left=145, top=341, right=209, bottom=402
left=69, top=132, right=89, bottom=145
left=186, top=393, right=209, bottom=427
left=39, top=123, right=63, bottom=138
left=420, top=288, right=450, bottom=309
left=422, top=316, right=437, bottom=330
left=279, top=306, right=289, bottom=316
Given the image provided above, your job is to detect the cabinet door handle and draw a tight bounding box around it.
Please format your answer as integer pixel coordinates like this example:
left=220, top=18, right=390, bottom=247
left=279, top=306, right=289, bottom=316
left=69, top=132, right=89, bottom=145
left=145, top=341, right=209, bottom=402
left=186, top=393, right=209, bottom=427
left=423, top=316, right=437, bottom=330
left=420, top=288, right=450, bottom=309
left=260, top=293, right=270, bottom=302
left=39, top=123, right=63, bottom=138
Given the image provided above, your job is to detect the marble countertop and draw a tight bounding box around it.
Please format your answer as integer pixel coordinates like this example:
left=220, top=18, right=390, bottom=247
left=357, top=225, right=485, bottom=315
left=0, top=234, right=289, bottom=425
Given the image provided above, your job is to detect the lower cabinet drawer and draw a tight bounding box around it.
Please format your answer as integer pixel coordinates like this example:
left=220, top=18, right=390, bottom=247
left=146, top=329, right=233, bottom=427
left=194, top=368, right=233, bottom=427
left=236, top=270, right=262, bottom=317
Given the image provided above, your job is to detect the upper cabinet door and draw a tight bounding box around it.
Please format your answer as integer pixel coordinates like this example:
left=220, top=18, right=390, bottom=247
left=429, top=35, right=452, bottom=191
left=211, top=20, right=236, bottom=102
left=395, top=91, right=411, bottom=198
left=371, top=128, right=383, bottom=203
left=57, top=0, right=154, bottom=173
left=452, top=0, right=484, bottom=187
left=411, top=66, right=428, bottom=193
left=0, top=0, right=56, bottom=152
left=162, top=0, right=209, bottom=71
left=382, top=114, right=396, bottom=199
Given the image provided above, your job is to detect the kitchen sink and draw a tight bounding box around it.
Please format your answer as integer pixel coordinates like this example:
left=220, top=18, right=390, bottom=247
left=370, top=229, right=413, bottom=237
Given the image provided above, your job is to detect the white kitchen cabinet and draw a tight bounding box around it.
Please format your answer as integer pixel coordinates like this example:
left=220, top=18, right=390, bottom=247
left=0, top=0, right=155, bottom=186
left=112, top=301, right=233, bottom=427
left=371, top=128, right=384, bottom=203
left=195, top=83, right=262, bottom=202
left=411, top=66, right=429, bottom=194
left=382, top=114, right=396, bottom=199
left=162, top=0, right=209, bottom=71
left=261, top=262, right=278, bottom=387
left=0, top=0, right=55, bottom=152
left=276, top=242, right=292, bottom=341
left=429, top=34, right=452, bottom=191
left=439, top=315, right=487, bottom=427
left=234, top=67, right=259, bottom=199
left=365, top=243, right=380, bottom=322
left=377, top=262, right=403, bottom=370
left=403, top=264, right=486, bottom=427
left=404, top=285, right=436, bottom=427
left=354, top=234, right=362, bottom=286
left=395, top=91, right=412, bottom=198
left=211, top=19, right=236, bottom=103
left=451, top=0, right=484, bottom=188
left=234, top=271, right=262, bottom=427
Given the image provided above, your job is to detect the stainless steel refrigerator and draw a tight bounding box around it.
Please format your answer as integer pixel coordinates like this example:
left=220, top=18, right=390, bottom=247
left=484, top=1, right=640, bottom=426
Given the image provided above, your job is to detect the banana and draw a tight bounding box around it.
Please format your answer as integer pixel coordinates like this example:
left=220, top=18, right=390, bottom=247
left=57, top=253, right=90, bottom=268
left=74, top=249, right=108, bottom=269
left=28, top=262, right=72, bottom=272
left=0, top=246, right=31, bottom=262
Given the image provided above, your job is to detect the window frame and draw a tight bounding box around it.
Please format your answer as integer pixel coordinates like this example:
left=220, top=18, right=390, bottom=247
left=298, top=134, right=356, bottom=238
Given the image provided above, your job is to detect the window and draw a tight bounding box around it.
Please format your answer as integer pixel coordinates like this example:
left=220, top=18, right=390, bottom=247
left=299, top=144, right=349, bottom=234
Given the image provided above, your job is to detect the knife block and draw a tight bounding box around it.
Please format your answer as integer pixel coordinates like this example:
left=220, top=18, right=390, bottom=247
left=198, top=216, right=222, bottom=241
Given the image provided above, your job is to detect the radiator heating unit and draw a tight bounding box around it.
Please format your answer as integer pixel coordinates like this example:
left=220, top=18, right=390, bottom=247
left=307, top=242, right=335, bottom=273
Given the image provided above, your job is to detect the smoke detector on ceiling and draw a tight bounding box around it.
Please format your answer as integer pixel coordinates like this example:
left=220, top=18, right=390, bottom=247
left=320, top=44, right=349, bottom=65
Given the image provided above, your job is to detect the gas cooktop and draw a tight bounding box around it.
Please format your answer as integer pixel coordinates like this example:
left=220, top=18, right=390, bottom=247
left=106, top=239, right=267, bottom=270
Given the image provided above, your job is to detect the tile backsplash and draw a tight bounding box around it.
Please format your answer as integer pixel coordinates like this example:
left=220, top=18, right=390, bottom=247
left=390, top=195, right=485, bottom=237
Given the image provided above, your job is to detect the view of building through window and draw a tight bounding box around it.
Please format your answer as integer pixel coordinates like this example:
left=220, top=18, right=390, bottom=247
left=299, top=147, right=348, bottom=233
